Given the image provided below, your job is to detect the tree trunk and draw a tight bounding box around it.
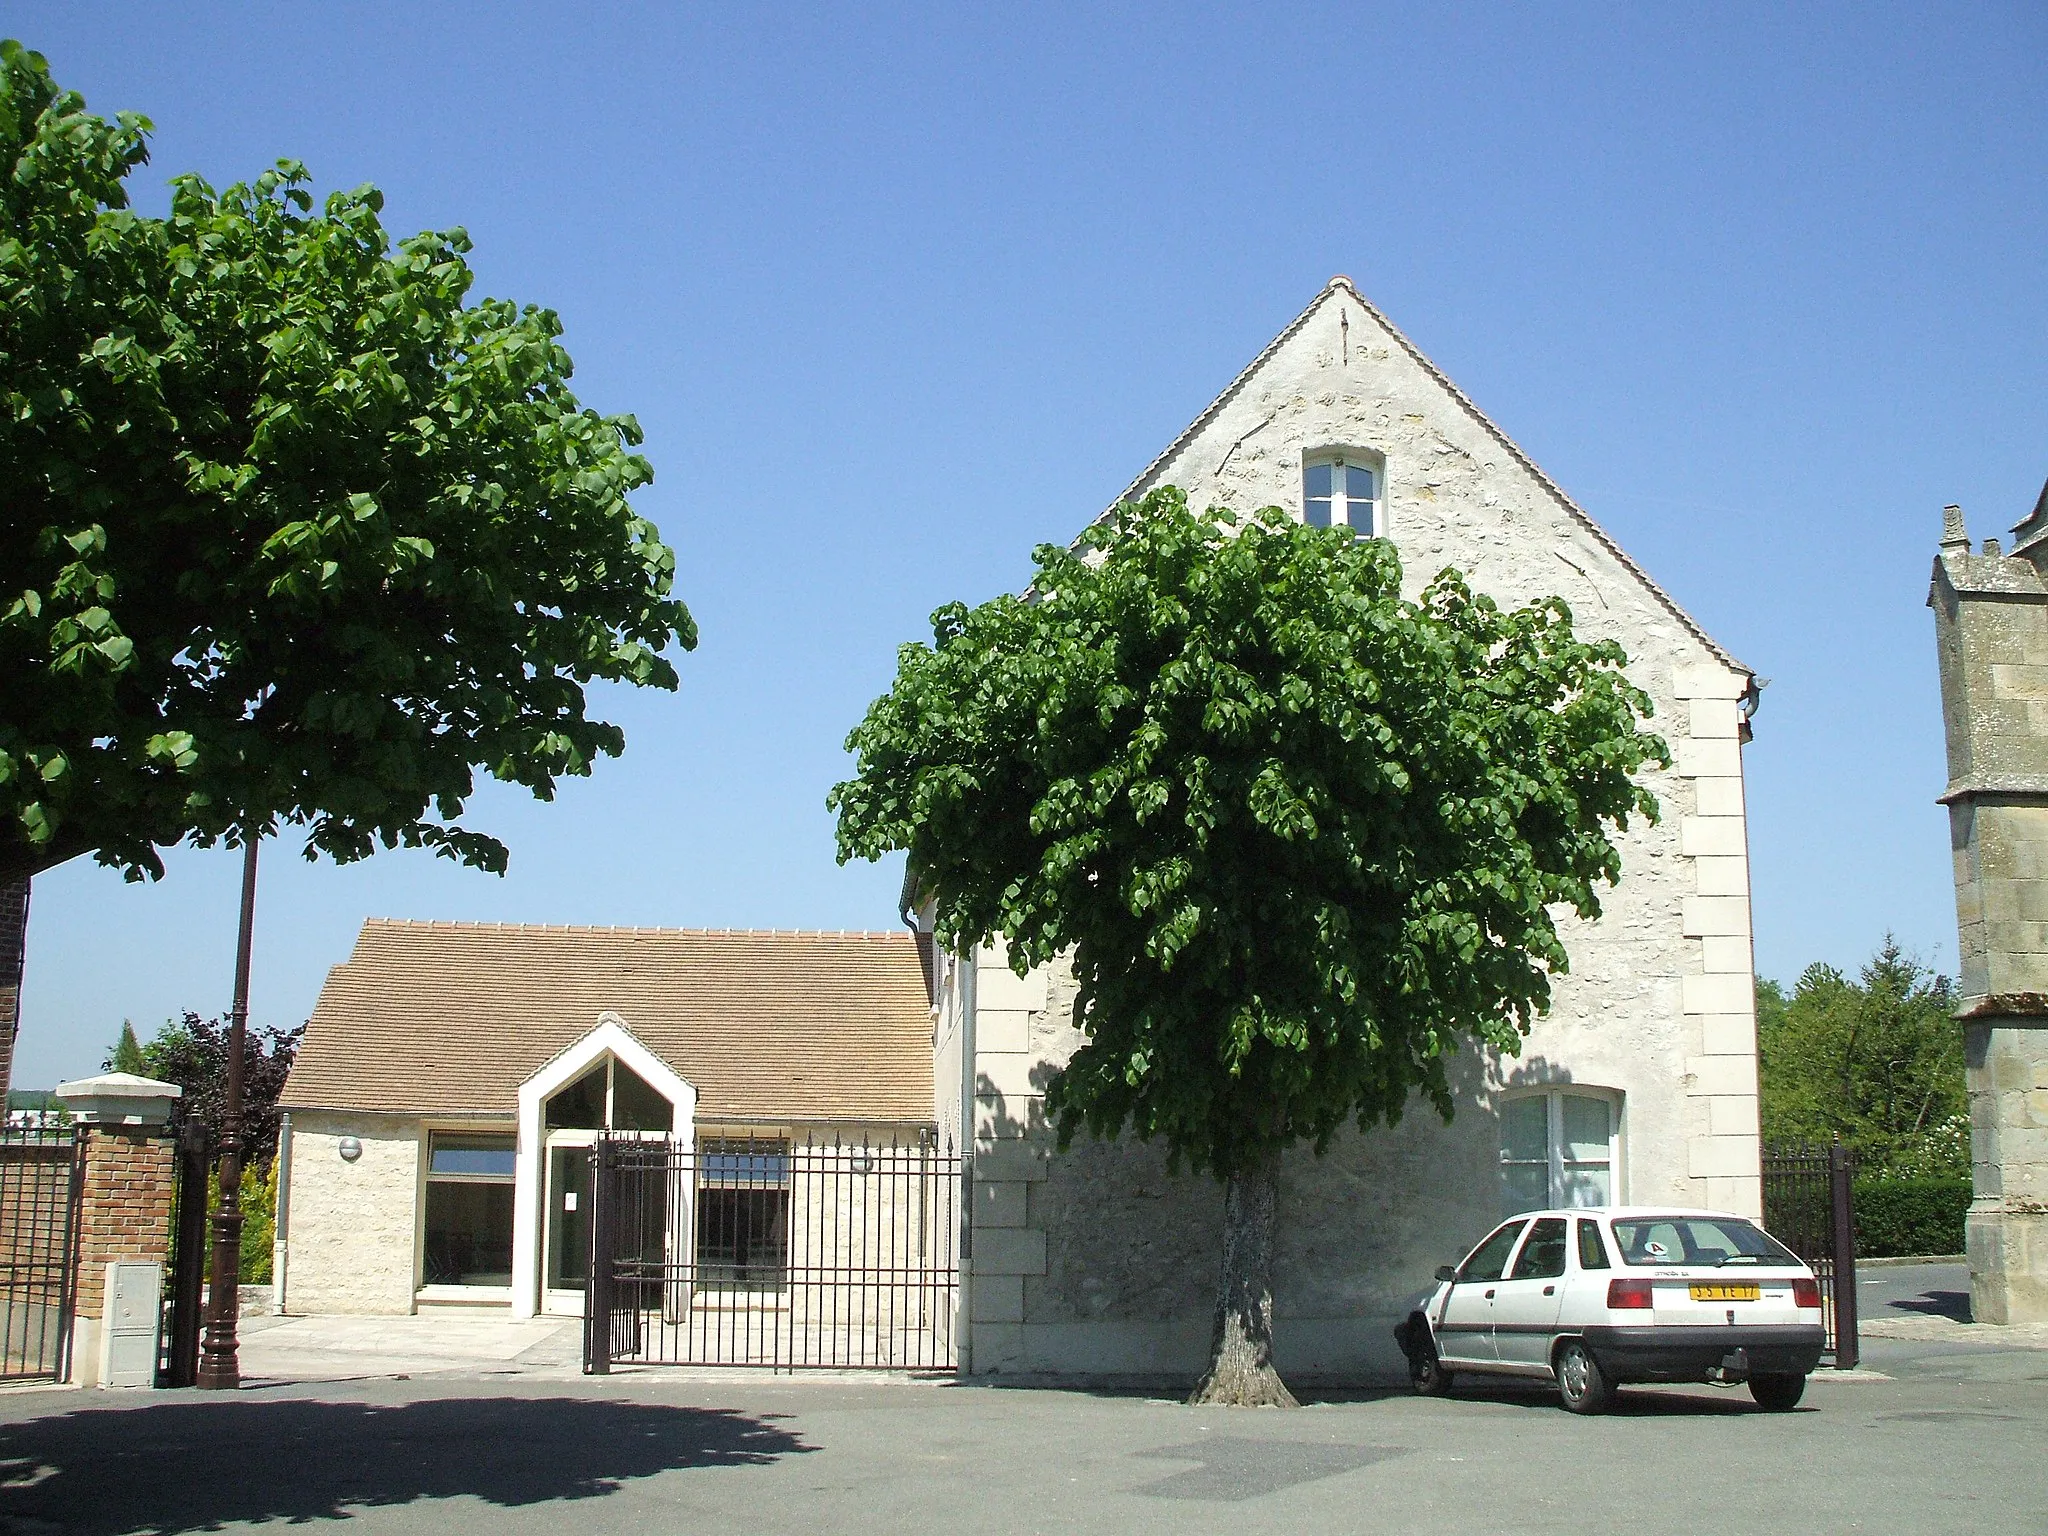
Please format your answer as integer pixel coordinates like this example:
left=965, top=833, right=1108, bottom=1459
left=1189, top=1147, right=1297, bottom=1407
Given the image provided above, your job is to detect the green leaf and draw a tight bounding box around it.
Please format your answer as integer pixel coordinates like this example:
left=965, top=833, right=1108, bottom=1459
left=0, top=52, right=693, bottom=883
left=831, top=486, right=1664, bottom=1180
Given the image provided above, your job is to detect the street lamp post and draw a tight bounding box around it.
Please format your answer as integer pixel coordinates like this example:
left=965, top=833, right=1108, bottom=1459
left=196, top=836, right=260, bottom=1390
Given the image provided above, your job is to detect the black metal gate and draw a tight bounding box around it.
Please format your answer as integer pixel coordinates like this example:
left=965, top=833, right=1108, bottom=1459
left=158, top=1120, right=210, bottom=1387
left=1762, top=1142, right=1859, bottom=1368
left=585, top=1132, right=961, bottom=1373
left=0, top=1126, right=81, bottom=1382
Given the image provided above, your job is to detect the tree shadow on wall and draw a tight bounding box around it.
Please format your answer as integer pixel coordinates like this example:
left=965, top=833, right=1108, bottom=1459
left=0, top=1392, right=814, bottom=1535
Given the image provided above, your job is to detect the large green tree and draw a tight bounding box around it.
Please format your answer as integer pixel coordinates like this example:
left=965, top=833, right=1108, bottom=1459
left=1757, top=939, right=1966, bottom=1177
left=0, top=41, right=693, bottom=889
left=832, top=487, right=1666, bottom=1404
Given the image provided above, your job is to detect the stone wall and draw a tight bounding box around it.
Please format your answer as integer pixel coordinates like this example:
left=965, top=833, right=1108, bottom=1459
left=1931, top=499, right=2048, bottom=1325
left=949, top=281, right=1761, bottom=1381
left=281, top=1111, right=423, bottom=1315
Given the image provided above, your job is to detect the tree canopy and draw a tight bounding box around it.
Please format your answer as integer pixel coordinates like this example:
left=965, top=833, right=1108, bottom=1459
left=1757, top=938, right=1966, bottom=1178
left=103, top=1019, right=146, bottom=1074
left=833, top=488, right=1668, bottom=1179
left=0, top=42, right=694, bottom=883
left=135, top=1011, right=302, bottom=1168
left=834, top=487, right=1668, bottom=1402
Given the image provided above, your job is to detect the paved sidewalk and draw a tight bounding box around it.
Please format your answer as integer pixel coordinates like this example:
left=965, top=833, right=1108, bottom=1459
left=1853, top=1260, right=2048, bottom=1349
left=238, top=1309, right=585, bottom=1383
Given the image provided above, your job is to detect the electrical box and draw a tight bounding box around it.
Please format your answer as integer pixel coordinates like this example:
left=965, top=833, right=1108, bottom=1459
left=98, top=1261, right=163, bottom=1389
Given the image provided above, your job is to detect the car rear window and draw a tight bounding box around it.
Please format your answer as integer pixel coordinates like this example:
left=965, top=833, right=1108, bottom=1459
left=1511, top=1218, right=1567, bottom=1280
left=1576, top=1218, right=1611, bottom=1270
left=1610, top=1216, right=1799, bottom=1268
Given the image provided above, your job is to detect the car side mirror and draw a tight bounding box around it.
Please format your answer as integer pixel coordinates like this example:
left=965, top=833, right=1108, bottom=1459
left=1435, top=1265, right=1458, bottom=1284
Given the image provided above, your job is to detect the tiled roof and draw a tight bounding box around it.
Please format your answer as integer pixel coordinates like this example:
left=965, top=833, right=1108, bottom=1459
left=281, top=920, right=935, bottom=1124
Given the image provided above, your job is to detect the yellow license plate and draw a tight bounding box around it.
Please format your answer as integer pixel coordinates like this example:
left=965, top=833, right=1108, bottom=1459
left=1689, top=1283, right=1760, bottom=1302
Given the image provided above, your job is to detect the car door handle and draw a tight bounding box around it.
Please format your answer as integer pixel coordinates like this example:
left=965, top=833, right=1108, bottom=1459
left=1484, top=1289, right=1496, bottom=1299
left=1543, top=1285, right=1555, bottom=1296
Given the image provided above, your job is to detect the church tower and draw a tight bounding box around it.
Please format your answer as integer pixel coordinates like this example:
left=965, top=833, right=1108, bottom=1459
left=1928, top=482, right=2048, bottom=1324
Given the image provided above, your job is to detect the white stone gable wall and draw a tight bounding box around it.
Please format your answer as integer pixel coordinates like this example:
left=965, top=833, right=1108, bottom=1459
left=957, top=285, right=1760, bottom=1379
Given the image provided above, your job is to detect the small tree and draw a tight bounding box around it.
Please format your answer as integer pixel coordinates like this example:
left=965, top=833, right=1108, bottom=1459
left=142, top=1011, right=302, bottom=1170
left=103, top=1020, right=147, bottom=1074
left=0, top=42, right=695, bottom=887
left=832, top=488, right=1666, bottom=1404
left=1757, top=938, right=1966, bottom=1176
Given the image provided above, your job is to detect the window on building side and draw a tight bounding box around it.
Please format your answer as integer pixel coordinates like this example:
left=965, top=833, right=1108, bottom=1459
left=1500, top=1090, right=1619, bottom=1213
left=423, top=1133, right=517, bottom=1287
left=1303, top=456, right=1381, bottom=535
left=696, top=1137, right=792, bottom=1292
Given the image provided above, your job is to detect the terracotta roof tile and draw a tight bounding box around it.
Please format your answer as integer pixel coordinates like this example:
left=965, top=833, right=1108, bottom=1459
left=281, top=920, right=935, bottom=1124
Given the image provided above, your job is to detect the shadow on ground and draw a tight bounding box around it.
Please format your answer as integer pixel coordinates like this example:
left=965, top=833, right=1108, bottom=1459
left=1890, top=1289, right=1973, bottom=1322
left=0, top=1393, right=813, bottom=1534
left=1438, top=1380, right=1772, bottom=1415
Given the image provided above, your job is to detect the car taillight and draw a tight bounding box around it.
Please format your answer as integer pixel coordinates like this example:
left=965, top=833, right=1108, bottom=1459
left=1607, top=1278, right=1654, bottom=1310
left=1792, top=1277, right=1822, bottom=1310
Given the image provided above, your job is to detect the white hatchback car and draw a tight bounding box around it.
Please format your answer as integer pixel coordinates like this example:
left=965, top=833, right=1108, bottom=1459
left=1393, top=1207, right=1828, bottom=1413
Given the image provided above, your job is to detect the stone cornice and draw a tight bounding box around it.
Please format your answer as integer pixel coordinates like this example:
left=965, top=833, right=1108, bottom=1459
left=1956, top=992, right=2048, bottom=1022
left=1938, top=776, right=2048, bottom=805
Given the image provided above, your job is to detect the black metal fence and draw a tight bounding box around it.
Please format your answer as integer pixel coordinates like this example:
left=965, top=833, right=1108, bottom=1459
left=0, top=1126, right=81, bottom=1382
left=158, top=1121, right=210, bottom=1387
left=1762, top=1142, right=1859, bottom=1368
left=585, top=1132, right=962, bottom=1373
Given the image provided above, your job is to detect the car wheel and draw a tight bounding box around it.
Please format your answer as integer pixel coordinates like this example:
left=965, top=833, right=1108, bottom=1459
left=1410, top=1347, right=1455, bottom=1397
left=1555, top=1340, right=1613, bottom=1415
left=1748, top=1373, right=1807, bottom=1412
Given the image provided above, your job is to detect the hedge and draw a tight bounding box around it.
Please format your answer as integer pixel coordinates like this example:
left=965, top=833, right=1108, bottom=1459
left=1853, top=1177, right=1971, bottom=1258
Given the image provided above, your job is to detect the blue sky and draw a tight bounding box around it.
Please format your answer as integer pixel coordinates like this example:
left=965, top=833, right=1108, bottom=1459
left=9, top=3, right=2045, bottom=1086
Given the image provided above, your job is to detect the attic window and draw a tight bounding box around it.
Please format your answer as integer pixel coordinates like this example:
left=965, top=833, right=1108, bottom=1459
left=1304, top=456, right=1380, bottom=536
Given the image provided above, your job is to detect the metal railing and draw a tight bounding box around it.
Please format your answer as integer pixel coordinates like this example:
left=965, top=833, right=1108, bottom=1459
left=1762, top=1141, right=1859, bottom=1368
left=586, top=1131, right=962, bottom=1373
left=158, top=1121, right=210, bottom=1387
left=0, top=1126, right=81, bottom=1382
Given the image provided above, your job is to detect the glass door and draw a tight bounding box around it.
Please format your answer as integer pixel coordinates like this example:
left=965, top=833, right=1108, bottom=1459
left=538, top=1053, right=677, bottom=1315
left=546, top=1141, right=593, bottom=1301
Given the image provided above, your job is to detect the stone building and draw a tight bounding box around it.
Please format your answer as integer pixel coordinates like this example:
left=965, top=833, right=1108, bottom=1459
left=275, top=921, right=935, bottom=1321
left=273, top=280, right=1764, bottom=1381
left=925, top=278, right=1764, bottom=1380
left=1928, top=487, right=2048, bottom=1324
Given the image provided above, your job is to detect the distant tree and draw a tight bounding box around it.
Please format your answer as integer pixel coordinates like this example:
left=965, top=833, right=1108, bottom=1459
left=1757, top=937, right=1966, bottom=1176
left=833, top=488, right=1666, bottom=1404
left=142, top=1012, right=302, bottom=1168
left=103, top=1020, right=147, bottom=1074
left=0, top=41, right=695, bottom=888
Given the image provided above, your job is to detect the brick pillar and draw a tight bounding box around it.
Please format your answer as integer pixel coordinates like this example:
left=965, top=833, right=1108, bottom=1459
left=72, top=1125, right=177, bottom=1325
left=69, top=1124, right=177, bottom=1386
left=0, top=874, right=27, bottom=1105
left=52, top=1072, right=183, bottom=1384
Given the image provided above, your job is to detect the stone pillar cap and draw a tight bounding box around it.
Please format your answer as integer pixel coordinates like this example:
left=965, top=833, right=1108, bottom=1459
left=53, top=1071, right=183, bottom=1126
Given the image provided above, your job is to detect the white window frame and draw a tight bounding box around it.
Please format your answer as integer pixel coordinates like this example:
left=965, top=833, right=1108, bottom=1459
left=1499, top=1088, right=1623, bottom=1212
left=418, top=1127, right=519, bottom=1300
left=1302, top=452, right=1383, bottom=536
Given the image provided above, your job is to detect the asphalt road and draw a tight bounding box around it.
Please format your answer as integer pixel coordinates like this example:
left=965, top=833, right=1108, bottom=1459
left=2, top=1324, right=2043, bottom=1536
left=1858, top=1260, right=1971, bottom=1324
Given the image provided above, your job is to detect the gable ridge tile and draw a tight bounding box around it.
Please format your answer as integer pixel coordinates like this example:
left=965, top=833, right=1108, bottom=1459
left=360, top=917, right=909, bottom=943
